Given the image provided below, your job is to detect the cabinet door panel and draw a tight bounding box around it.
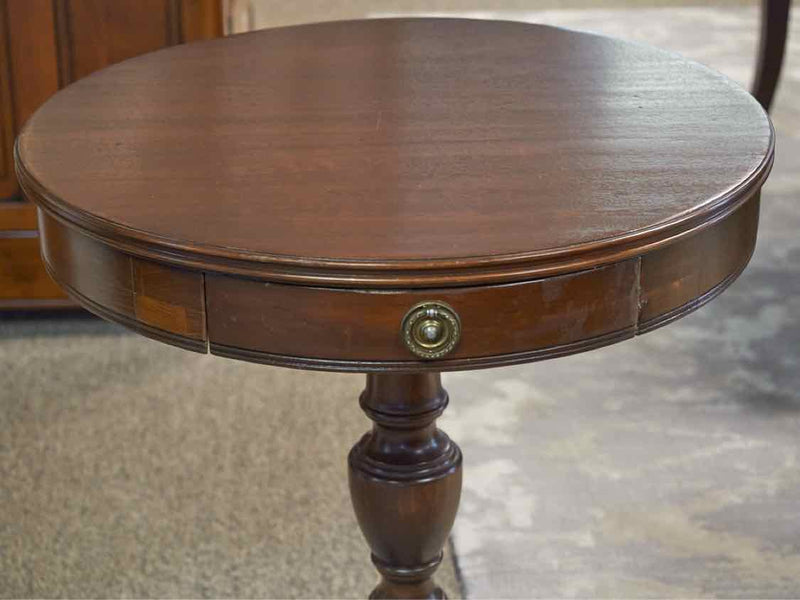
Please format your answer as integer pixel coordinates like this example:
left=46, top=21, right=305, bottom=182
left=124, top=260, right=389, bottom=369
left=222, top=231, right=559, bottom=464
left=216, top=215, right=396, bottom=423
left=54, top=0, right=222, bottom=84
left=1, top=0, right=222, bottom=307
left=0, top=237, right=68, bottom=305
left=0, top=2, right=16, bottom=200
left=55, top=0, right=179, bottom=83
left=6, top=1, right=61, bottom=128
left=180, top=0, right=225, bottom=42
left=1, top=0, right=61, bottom=200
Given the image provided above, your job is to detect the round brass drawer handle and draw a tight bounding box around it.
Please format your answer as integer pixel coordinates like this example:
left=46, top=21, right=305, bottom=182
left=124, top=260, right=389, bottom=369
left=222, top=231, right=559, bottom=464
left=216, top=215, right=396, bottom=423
left=401, top=301, right=461, bottom=359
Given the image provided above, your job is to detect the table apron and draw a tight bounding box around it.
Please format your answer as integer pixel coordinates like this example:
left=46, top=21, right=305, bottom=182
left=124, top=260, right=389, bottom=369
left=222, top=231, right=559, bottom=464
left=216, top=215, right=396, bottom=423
left=35, top=194, right=759, bottom=371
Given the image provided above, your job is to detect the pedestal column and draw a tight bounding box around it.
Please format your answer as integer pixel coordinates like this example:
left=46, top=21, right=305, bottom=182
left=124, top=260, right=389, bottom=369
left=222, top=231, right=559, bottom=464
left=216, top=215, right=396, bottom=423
left=348, top=372, right=462, bottom=599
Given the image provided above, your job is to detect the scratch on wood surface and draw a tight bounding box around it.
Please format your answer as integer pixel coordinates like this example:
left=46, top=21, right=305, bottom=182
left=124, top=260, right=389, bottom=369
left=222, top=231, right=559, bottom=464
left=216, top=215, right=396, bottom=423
left=634, top=255, right=643, bottom=333
left=201, top=272, right=210, bottom=352
left=375, top=110, right=382, bottom=131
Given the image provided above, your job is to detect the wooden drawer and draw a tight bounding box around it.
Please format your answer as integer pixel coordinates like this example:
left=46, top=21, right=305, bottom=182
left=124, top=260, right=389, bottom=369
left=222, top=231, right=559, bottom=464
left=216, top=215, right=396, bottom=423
left=206, top=263, right=641, bottom=369
left=35, top=194, right=758, bottom=371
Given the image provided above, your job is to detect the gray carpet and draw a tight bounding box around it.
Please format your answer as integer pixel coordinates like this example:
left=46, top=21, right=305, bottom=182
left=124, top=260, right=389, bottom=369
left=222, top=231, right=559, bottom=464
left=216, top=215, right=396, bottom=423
left=0, top=319, right=460, bottom=598
left=431, top=6, right=800, bottom=599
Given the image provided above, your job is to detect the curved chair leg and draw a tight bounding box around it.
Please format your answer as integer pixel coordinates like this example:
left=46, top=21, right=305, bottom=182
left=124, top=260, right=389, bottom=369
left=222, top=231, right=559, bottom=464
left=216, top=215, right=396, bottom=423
left=752, top=0, right=790, bottom=112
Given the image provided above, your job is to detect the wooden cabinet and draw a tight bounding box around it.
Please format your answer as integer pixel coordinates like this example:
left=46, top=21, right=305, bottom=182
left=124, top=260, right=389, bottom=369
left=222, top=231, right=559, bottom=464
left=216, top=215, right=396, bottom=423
left=0, top=0, right=222, bottom=309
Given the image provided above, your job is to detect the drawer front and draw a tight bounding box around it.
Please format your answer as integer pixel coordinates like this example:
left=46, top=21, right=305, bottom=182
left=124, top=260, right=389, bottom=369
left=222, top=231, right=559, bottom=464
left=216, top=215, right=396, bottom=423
left=32, top=194, right=758, bottom=371
left=38, top=210, right=206, bottom=346
left=206, top=262, right=640, bottom=368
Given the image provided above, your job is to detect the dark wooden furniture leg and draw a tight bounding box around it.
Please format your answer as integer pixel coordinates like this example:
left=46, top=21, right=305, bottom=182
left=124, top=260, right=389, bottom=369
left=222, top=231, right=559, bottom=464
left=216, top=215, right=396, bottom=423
left=349, top=373, right=462, bottom=599
left=752, top=0, right=791, bottom=111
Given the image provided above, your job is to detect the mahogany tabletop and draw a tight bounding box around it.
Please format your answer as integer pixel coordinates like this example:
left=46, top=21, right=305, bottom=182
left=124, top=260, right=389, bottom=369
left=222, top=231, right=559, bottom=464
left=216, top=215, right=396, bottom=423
left=16, top=18, right=774, bottom=372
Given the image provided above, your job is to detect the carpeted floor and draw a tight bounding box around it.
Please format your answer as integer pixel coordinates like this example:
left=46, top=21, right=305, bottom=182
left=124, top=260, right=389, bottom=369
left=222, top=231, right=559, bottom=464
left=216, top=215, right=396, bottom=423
left=432, top=5, right=800, bottom=599
left=0, top=317, right=460, bottom=598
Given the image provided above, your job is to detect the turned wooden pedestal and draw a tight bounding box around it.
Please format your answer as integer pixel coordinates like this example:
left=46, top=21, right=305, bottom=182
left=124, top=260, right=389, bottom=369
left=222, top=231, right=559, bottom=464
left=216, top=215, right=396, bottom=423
left=350, top=373, right=460, bottom=598
left=16, top=18, right=773, bottom=598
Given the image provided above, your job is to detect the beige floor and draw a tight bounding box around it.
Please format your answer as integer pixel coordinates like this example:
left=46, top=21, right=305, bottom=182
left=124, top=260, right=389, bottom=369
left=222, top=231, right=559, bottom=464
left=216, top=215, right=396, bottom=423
left=0, top=318, right=460, bottom=598
left=435, top=4, right=800, bottom=599
left=228, top=0, right=758, bottom=32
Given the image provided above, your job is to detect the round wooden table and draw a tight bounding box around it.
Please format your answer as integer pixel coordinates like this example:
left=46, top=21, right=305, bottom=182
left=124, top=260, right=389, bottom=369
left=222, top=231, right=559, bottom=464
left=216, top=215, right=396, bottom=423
left=16, top=18, right=774, bottom=599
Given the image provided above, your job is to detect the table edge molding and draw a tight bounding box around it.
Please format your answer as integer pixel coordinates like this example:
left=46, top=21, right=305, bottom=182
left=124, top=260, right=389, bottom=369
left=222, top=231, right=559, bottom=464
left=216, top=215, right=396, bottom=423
left=14, top=133, right=774, bottom=289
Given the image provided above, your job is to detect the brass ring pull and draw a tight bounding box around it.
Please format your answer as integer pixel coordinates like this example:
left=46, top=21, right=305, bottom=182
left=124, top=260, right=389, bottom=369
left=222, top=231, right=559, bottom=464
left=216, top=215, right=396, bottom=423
left=401, top=301, right=461, bottom=359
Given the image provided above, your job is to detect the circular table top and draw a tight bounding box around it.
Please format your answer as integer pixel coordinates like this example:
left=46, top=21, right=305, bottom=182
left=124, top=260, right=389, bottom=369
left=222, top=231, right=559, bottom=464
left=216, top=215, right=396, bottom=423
left=17, top=18, right=774, bottom=371
left=17, top=18, right=773, bottom=288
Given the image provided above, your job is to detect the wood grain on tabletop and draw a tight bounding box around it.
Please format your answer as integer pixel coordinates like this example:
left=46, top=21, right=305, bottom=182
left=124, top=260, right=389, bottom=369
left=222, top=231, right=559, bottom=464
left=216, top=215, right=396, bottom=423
left=16, top=18, right=772, bottom=286
left=16, top=18, right=774, bottom=370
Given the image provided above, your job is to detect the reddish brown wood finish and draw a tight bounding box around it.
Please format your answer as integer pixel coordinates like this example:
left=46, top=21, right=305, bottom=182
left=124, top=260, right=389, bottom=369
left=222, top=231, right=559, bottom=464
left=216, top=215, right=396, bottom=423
left=38, top=211, right=206, bottom=349
left=180, top=0, right=225, bottom=41
left=15, top=19, right=775, bottom=597
left=1, top=0, right=222, bottom=202
left=16, top=19, right=774, bottom=369
left=0, top=236, right=67, bottom=304
left=350, top=373, right=461, bottom=599
left=639, top=192, right=760, bottom=331
left=17, top=19, right=772, bottom=288
left=206, top=260, right=639, bottom=366
left=0, top=0, right=222, bottom=309
left=132, top=260, right=206, bottom=340
left=27, top=189, right=761, bottom=370
left=52, top=0, right=224, bottom=84
left=0, top=204, right=38, bottom=230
